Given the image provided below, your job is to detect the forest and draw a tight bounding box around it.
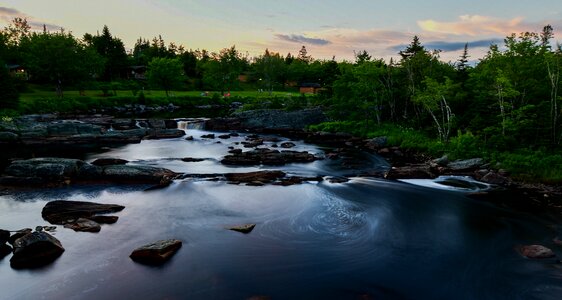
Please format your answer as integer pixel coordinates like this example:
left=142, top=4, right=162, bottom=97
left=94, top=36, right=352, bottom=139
left=1, top=18, right=562, bottom=181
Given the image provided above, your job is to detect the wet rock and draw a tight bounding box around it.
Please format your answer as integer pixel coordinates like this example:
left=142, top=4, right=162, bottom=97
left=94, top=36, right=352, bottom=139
left=10, top=232, right=65, bottom=269
left=432, top=155, right=449, bottom=167
left=274, top=176, right=323, bottom=186
left=328, top=177, right=350, bottom=183
left=228, top=149, right=242, bottom=154
left=144, top=176, right=174, bottom=191
left=364, top=136, right=387, bottom=150
left=280, top=142, right=296, bottom=148
left=221, top=149, right=318, bottom=166
left=181, top=157, right=206, bottom=162
left=4, top=158, right=84, bottom=180
left=0, top=131, right=19, bottom=142
left=0, top=229, right=9, bottom=244
left=101, top=165, right=177, bottom=184
left=447, top=158, right=485, bottom=171
left=481, top=171, right=510, bottom=185
left=63, top=218, right=101, bottom=232
left=130, top=239, right=182, bottom=265
left=88, top=215, right=119, bottom=224
left=224, top=171, right=286, bottom=184
left=229, top=132, right=240, bottom=137
left=42, top=200, right=124, bottom=225
left=218, top=134, right=231, bottom=139
left=233, top=108, right=327, bottom=130
left=201, top=134, right=215, bottom=139
left=0, top=243, right=11, bottom=260
left=185, top=136, right=194, bottom=141
left=518, top=245, right=555, bottom=259
left=144, top=129, right=185, bottom=140
left=229, top=224, right=256, bottom=234
left=8, top=228, right=32, bottom=245
left=241, top=139, right=264, bottom=148
left=385, top=165, right=434, bottom=179
left=91, top=158, right=129, bottom=166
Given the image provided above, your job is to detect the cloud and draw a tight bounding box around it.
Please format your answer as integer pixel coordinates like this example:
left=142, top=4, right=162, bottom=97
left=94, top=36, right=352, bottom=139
left=274, top=34, right=331, bottom=45
left=0, top=6, right=61, bottom=31
left=390, top=38, right=503, bottom=52
left=418, top=15, right=535, bottom=36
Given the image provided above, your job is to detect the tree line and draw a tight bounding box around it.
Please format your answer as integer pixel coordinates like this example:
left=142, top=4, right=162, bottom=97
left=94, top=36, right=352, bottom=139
left=1, top=19, right=562, bottom=153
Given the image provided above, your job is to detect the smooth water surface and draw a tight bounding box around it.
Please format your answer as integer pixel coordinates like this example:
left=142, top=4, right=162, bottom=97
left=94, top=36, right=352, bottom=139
left=1, top=128, right=561, bottom=300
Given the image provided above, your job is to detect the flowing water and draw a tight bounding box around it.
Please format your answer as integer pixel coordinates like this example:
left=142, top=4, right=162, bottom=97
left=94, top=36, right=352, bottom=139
left=1, top=125, right=562, bottom=299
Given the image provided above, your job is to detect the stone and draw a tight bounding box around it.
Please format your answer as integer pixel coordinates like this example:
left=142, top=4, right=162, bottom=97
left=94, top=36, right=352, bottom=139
left=130, top=239, right=182, bottom=265
left=365, top=136, right=387, bottom=150
left=221, top=149, right=318, bottom=166
left=8, top=228, right=32, bottom=246
left=4, top=158, right=84, bottom=179
left=432, top=155, right=449, bottom=167
left=448, top=158, right=485, bottom=171
left=88, top=215, right=119, bottom=224
left=144, top=129, right=185, bottom=140
left=232, top=108, right=328, bottom=130
left=0, top=243, right=12, bottom=260
left=10, top=232, right=64, bottom=269
left=185, top=136, right=194, bottom=141
left=0, top=229, right=9, bottom=244
left=518, top=245, right=555, bottom=259
left=63, top=218, right=101, bottom=232
left=102, top=165, right=177, bottom=184
left=91, top=158, right=129, bottom=166
left=201, top=134, right=215, bottom=139
left=218, top=134, right=231, bottom=139
left=42, top=200, right=124, bottom=225
left=224, top=171, right=286, bottom=184
left=0, top=131, right=19, bottom=141
left=181, top=157, right=206, bottom=162
left=481, top=172, right=510, bottom=185
left=280, top=142, right=296, bottom=148
left=385, top=165, right=435, bottom=179
left=229, top=224, right=256, bottom=234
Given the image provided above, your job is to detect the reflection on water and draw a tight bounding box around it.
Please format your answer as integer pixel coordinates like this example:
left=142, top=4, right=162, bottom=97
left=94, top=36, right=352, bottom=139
left=1, top=129, right=561, bottom=300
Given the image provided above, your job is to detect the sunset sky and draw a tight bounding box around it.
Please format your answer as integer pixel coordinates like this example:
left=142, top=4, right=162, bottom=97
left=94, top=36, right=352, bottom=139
left=2, top=0, right=561, bottom=62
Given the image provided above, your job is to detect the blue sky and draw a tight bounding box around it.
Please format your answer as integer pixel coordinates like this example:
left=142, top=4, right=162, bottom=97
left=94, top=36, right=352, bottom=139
left=2, top=0, right=561, bottom=61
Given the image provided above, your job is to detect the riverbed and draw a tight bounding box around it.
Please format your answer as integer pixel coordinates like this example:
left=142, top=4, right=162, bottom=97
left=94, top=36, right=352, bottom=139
left=1, top=127, right=561, bottom=299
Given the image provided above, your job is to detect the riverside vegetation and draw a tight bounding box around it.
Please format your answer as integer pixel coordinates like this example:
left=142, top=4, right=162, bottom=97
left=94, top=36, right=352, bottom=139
left=1, top=19, right=562, bottom=182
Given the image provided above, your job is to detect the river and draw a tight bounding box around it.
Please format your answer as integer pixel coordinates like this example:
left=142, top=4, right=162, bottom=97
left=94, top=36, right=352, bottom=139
left=1, top=125, right=561, bottom=300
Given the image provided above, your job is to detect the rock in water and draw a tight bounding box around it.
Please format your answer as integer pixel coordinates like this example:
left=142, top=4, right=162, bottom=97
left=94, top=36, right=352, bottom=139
left=63, top=218, right=101, bottom=232
left=0, top=243, right=12, bottom=260
left=91, top=158, right=129, bottom=166
left=42, top=200, right=125, bottom=225
left=518, top=245, right=556, bottom=259
left=10, top=232, right=65, bottom=269
left=0, top=229, right=9, bottom=244
left=229, top=224, right=256, bottom=234
left=8, top=228, right=32, bottom=245
left=88, top=215, right=119, bottom=224
left=130, top=239, right=182, bottom=265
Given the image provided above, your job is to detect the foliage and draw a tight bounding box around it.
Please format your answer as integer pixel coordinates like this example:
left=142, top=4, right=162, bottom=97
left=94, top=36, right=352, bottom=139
left=146, top=57, right=185, bottom=97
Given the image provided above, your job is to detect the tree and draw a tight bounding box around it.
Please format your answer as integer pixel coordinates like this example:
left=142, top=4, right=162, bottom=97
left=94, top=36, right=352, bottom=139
left=146, top=57, right=185, bottom=97
left=253, top=49, right=286, bottom=94
left=20, top=31, right=104, bottom=97
left=297, top=45, right=312, bottom=63
left=354, top=50, right=372, bottom=64
left=202, top=46, right=245, bottom=94
left=413, top=77, right=457, bottom=142
left=83, top=25, right=128, bottom=80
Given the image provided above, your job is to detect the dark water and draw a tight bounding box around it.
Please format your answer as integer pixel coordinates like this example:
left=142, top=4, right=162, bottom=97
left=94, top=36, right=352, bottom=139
left=1, top=127, right=562, bottom=300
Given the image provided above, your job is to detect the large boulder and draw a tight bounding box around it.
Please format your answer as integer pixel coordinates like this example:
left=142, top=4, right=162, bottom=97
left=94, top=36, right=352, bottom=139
left=42, top=200, right=125, bottom=225
left=447, top=158, right=485, bottom=171
left=4, top=158, right=84, bottom=180
left=63, top=218, right=101, bottom=232
left=10, top=232, right=65, bottom=269
left=0, top=243, right=11, bottom=260
left=518, top=245, right=555, bottom=259
left=130, top=239, right=182, bottom=265
left=0, top=229, right=9, bottom=244
left=102, top=165, right=178, bottom=183
left=221, top=149, right=318, bottom=166
left=8, top=228, right=32, bottom=245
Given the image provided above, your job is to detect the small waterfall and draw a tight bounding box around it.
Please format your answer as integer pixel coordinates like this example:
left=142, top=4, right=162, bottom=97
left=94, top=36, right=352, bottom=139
left=177, top=118, right=207, bottom=130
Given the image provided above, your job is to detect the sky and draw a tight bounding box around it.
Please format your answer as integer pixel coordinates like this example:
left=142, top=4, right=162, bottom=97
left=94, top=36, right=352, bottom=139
left=1, top=0, right=562, bottom=62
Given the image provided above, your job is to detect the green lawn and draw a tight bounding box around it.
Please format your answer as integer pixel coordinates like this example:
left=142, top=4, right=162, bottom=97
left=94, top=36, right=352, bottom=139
left=19, top=87, right=302, bottom=101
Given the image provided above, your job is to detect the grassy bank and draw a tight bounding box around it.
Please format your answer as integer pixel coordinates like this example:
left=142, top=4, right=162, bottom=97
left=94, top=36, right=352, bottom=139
left=309, top=121, right=562, bottom=183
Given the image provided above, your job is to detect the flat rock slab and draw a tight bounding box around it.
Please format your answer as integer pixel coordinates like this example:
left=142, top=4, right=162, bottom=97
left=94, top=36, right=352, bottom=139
left=130, top=239, right=182, bottom=265
left=221, top=149, right=318, bottom=166
left=91, top=158, right=129, bottom=166
left=224, top=171, right=286, bottom=184
left=10, top=232, right=65, bottom=269
left=518, top=245, right=556, bottom=259
left=42, top=200, right=125, bottom=225
left=229, top=224, right=256, bottom=234
left=63, top=218, right=101, bottom=232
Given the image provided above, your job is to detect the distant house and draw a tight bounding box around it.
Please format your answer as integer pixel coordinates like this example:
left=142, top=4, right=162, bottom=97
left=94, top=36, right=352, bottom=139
left=7, top=64, right=29, bottom=80
left=128, top=65, right=147, bottom=80
left=299, top=83, right=321, bottom=94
